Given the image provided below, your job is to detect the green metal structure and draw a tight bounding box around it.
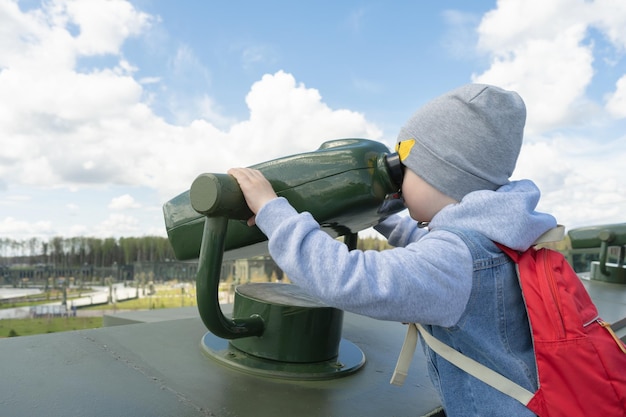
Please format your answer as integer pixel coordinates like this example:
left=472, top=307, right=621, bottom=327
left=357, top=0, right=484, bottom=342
left=569, top=223, right=626, bottom=284
left=163, top=139, right=404, bottom=262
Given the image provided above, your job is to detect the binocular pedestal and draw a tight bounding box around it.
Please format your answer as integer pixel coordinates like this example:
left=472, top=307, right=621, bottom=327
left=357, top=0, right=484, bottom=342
left=195, top=216, right=364, bottom=380
left=201, top=282, right=365, bottom=380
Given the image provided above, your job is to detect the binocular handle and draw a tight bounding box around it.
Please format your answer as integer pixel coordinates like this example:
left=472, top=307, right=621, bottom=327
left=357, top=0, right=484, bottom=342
left=190, top=173, right=254, bottom=220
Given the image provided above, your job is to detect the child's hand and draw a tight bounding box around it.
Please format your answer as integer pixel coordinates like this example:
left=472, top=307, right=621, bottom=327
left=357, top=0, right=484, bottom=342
left=227, top=168, right=278, bottom=226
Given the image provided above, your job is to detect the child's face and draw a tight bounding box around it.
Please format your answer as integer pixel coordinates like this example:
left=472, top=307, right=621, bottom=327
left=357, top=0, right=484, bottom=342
left=401, top=169, right=458, bottom=223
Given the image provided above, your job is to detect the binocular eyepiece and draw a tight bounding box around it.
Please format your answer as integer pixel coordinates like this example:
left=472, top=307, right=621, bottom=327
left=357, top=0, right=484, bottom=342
left=384, top=153, right=404, bottom=191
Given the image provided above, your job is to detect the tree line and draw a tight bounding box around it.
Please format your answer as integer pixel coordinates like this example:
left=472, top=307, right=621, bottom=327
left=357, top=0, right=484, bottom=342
left=0, top=236, right=176, bottom=267
left=1, top=235, right=392, bottom=268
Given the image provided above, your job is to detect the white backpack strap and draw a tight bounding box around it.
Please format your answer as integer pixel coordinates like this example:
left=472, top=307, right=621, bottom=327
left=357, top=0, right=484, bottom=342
left=390, top=323, right=419, bottom=386
left=533, top=225, right=565, bottom=245
left=414, top=324, right=535, bottom=406
left=390, top=323, right=535, bottom=405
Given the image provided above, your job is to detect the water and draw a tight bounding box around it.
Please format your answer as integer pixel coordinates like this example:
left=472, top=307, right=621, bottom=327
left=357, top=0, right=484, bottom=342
left=0, top=284, right=137, bottom=319
left=0, top=288, right=44, bottom=319
left=0, top=288, right=42, bottom=300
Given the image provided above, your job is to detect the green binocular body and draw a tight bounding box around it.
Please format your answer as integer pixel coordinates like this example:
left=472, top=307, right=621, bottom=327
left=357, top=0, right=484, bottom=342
left=569, top=223, right=626, bottom=249
left=569, top=223, right=626, bottom=284
left=163, top=138, right=405, bottom=261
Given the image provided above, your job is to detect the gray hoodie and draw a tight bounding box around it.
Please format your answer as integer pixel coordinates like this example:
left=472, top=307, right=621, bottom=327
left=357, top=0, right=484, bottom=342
left=254, top=178, right=557, bottom=327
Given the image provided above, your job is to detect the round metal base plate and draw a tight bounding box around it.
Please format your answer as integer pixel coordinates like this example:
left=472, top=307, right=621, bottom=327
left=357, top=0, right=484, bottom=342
left=201, top=332, right=366, bottom=381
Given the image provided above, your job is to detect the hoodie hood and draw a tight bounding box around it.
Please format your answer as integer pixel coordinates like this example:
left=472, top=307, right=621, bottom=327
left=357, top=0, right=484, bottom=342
left=429, top=179, right=557, bottom=251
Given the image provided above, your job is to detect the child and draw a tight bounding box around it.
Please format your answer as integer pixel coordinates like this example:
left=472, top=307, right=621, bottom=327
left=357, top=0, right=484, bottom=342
left=228, top=84, right=556, bottom=417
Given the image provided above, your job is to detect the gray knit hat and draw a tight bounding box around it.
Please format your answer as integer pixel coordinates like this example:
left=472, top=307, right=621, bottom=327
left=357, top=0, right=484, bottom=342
left=396, top=84, right=526, bottom=201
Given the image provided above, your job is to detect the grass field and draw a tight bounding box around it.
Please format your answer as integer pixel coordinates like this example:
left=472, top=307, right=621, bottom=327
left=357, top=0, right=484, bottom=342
left=0, top=284, right=198, bottom=339
left=88, top=287, right=198, bottom=311
left=0, top=316, right=103, bottom=338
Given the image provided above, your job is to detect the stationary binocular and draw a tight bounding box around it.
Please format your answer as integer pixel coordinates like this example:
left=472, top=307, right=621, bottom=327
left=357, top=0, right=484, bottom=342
left=163, top=138, right=405, bottom=262
left=162, top=139, right=406, bottom=375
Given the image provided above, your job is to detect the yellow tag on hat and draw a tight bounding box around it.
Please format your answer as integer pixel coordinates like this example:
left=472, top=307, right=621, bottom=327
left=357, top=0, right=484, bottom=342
left=396, top=139, right=415, bottom=162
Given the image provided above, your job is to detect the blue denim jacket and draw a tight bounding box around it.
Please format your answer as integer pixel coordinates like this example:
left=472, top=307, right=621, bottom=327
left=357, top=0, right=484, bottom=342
left=424, top=228, right=538, bottom=417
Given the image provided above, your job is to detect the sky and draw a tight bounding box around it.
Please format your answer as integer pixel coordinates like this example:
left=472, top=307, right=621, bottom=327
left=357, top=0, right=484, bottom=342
left=1, top=0, right=625, bottom=242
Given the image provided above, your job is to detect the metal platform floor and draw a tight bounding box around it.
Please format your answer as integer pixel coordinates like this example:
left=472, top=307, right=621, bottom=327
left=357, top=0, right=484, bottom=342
left=2, top=276, right=625, bottom=417
left=0, top=306, right=443, bottom=417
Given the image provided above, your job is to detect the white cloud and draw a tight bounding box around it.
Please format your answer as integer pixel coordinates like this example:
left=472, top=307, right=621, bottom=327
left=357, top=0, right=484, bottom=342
left=2, top=53, right=380, bottom=199
left=67, top=223, right=89, bottom=237
left=514, top=134, right=626, bottom=229
left=0, top=217, right=53, bottom=238
left=473, top=0, right=626, bottom=133
left=93, top=213, right=141, bottom=237
left=0, top=1, right=384, bottom=238
left=606, top=75, right=626, bottom=118
left=167, top=93, right=235, bottom=128
left=64, top=0, right=151, bottom=55
left=229, top=71, right=382, bottom=166
left=109, top=194, right=141, bottom=210
left=472, top=0, right=626, bottom=230
left=2, top=0, right=624, bottom=239
left=589, top=0, right=626, bottom=50
left=473, top=0, right=593, bottom=133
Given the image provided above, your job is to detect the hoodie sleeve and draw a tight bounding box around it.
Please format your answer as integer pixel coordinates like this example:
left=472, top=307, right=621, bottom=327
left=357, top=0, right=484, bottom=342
left=255, top=197, right=473, bottom=327
left=374, top=214, right=429, bottom=246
